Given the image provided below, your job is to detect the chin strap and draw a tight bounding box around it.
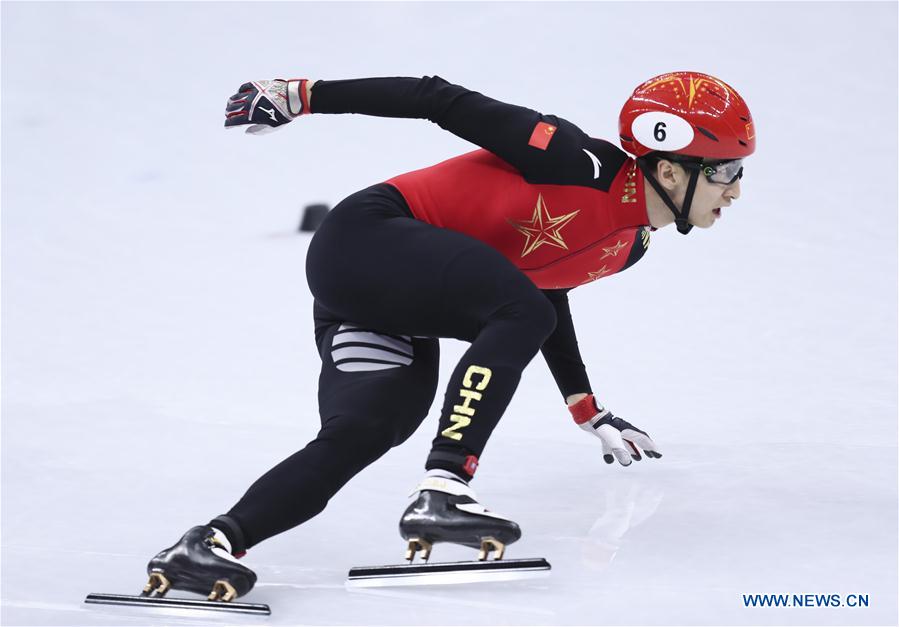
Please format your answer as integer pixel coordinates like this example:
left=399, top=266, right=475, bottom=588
left=637, top=160, right=700, bottom=235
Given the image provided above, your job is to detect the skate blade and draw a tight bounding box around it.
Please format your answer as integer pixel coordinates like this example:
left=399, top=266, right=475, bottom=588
left=85, top=593, right=270, bottom=615
left=346, top=557, right=551, bottom=588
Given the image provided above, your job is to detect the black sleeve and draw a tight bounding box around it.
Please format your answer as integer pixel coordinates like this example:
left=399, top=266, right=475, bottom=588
left=540, top=289, right=592, bottom=400
left=310, top=76, right=626, bottom=187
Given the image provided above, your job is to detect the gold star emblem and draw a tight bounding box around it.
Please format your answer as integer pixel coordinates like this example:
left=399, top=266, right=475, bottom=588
left=601, top=240, right=627, bottom=259
left=583, top=265, right=612, bottom=284
left=507, top=194, right=579, bottom=258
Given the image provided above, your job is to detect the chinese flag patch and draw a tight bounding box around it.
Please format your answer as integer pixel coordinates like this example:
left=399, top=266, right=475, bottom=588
left=528, top=121, right=557, bottom=150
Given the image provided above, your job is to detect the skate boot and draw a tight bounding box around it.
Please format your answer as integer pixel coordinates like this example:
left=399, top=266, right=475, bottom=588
left=399, top=475, right=521, bottom=562
left=143, top=526, right=257, bottom=602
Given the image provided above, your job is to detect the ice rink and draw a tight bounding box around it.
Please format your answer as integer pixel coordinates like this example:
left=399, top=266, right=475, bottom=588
left=2, top=1, right=897, bottom=625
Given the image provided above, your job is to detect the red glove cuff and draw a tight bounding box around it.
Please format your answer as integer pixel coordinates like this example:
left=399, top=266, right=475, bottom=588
left=286, top=79, right=312, bottom=116
left=568, top=394, right=599, bottom=425
left=299, top=78, right=311, bottom=114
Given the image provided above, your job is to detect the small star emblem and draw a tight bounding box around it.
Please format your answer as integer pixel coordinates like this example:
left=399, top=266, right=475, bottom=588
left=583, top=265, right=612, bottom=284
left=601, top=240, right=627, bottom=259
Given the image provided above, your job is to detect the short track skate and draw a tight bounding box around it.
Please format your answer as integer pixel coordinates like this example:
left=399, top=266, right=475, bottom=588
left=85, top=526, right=270, bottom=616
left=347, top=477, right=550, bottom=587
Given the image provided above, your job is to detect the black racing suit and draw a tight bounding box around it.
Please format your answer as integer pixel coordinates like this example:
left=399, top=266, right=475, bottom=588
left=217, top=77, right=630, bottom=551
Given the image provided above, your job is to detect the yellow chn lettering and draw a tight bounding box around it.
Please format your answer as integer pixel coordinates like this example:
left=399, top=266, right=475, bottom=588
left=440, top=365, right=493, bottom=442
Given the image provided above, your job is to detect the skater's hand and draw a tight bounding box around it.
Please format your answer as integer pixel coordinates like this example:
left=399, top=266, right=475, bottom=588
left=567, top=394, right=661, bottom=467
left=224, top=79, right=312, bottom=135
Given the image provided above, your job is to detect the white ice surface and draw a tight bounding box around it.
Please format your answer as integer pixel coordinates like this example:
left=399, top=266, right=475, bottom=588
left=1, top=2, right=897, bottom=625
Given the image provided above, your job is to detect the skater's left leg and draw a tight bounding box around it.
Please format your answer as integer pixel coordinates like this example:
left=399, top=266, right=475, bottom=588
left=423, top=283, right=557, bottom=480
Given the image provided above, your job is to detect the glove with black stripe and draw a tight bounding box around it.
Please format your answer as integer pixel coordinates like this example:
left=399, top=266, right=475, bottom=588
left=568, top=394, right=662, bottom=466
left=224, top=79, right=312, bottom=135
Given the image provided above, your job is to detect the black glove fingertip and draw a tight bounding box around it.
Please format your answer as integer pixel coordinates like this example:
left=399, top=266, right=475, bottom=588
left=224, top=115, right=248, bottom=128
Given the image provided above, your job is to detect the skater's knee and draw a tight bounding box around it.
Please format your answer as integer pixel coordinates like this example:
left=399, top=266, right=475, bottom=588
left=321, top=413, right=415, bottom=458
left=365, top=410, right=428, bottom=449
left=390, top=410, right=429, bottom=447
left=491, top=290, right=557, bottom=341
left=531, top=294, right=558, bottom=339
left=390, top=381, right=437, bottom=446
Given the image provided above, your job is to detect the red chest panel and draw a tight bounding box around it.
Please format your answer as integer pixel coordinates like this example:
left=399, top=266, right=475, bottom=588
left=386, top=150, right=650, bottom=289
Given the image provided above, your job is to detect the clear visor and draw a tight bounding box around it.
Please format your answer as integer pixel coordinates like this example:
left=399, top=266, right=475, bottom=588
left=701, top=159, right=743, bottom=185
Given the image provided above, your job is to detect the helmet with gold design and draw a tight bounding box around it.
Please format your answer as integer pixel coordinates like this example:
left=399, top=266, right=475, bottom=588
left=617, top=72, right=755, bottom=235
left=618, top=71, right=755, bottom=160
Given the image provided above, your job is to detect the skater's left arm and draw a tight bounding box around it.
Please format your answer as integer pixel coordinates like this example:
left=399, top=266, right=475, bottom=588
left=540, top=289, right=592, bottom=400
left=542, top=290, right=663, bottom=467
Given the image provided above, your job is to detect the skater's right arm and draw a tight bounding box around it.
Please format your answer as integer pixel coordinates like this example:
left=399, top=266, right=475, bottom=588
left=224, top=76, right=617, bottom=183
left=312, top=77, right=618, bottom=183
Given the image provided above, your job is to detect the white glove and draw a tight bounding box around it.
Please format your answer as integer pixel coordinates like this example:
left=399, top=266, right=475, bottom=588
left=224, top=79, right=311, bottom=135
left=568, top=394, right=662, bottom=467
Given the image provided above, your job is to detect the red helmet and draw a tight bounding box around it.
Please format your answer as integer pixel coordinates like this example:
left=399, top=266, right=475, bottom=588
left=618, top=71, right=755, bottom=160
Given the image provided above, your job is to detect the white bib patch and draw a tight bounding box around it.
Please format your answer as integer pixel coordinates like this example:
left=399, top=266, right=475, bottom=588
left=631, top=111, right=695, bottom=152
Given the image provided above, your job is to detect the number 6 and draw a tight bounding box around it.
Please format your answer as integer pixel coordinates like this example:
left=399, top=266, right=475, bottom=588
left=654, top=122, right=667, bottom=142
left=632, top=112, right=694, bottom=150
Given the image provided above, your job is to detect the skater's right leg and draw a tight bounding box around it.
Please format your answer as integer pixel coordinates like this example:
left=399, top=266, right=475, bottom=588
left=220, top=309, right=440, bottom=550
left=147, top=307, right=439, bottom=599
left=144, top=526, right=257, bottom=601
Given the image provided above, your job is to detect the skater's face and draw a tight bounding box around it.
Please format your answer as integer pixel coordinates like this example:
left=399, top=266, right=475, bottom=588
left=655, top=159, right=742, bottom=229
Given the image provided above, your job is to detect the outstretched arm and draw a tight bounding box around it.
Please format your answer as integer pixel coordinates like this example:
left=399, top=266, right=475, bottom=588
left=311, top=76, right=589, bottom=178
left=225, top=76, right=597, bottom=181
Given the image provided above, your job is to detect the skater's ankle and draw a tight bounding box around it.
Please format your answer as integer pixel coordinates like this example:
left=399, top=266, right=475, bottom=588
left=208, top=515, right=247, bottom=556
left=425, top=451, right=479, bottom=480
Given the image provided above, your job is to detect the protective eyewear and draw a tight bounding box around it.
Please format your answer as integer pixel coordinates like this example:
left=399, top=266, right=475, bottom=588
left=694, top=159, right=744, bottom=185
